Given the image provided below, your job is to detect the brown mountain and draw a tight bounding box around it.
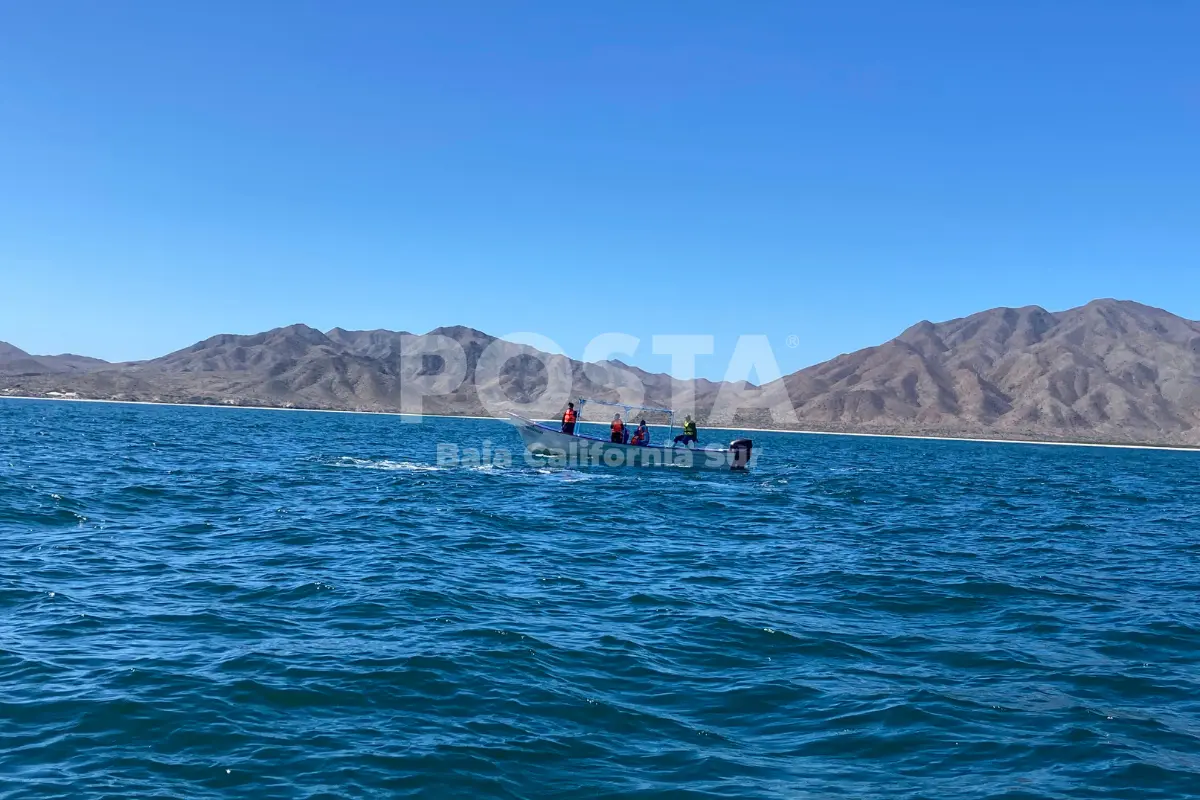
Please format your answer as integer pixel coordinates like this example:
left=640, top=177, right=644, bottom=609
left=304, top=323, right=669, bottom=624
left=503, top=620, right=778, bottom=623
left=0, top=324, right=686, bottom=416
left=325, top=327, right=412, bottom=359
left=2, top=299, right=1199, bottom=446
left=773, top=300, right=1200, bottom=444
left=0, top=342, right=109, bottom=376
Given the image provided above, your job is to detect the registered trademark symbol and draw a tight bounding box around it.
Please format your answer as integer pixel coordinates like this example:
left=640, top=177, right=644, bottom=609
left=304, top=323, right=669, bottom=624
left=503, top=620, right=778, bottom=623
left=786, top=335, right=799, bottom=348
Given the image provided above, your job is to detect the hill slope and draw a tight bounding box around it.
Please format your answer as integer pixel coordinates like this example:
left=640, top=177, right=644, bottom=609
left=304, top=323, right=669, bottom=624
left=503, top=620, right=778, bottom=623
left=774, top=300, right=1200, bottom=443
left=0, top=342, right=109, bottom=376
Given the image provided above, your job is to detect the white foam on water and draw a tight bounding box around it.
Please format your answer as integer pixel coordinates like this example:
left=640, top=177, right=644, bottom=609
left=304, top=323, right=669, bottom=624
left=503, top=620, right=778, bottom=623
left=533, top=468, right=613, bottom=483
left=332, top=456, right=443, bottom=472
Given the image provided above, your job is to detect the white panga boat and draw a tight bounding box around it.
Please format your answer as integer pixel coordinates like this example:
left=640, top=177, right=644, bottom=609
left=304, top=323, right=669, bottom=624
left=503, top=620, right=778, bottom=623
left=508, top=398, right=754, bottom=471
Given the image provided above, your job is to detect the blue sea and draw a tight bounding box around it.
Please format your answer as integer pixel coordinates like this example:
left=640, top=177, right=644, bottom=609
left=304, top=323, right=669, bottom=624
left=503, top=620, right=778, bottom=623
left=2, top=399, right=1199, bottom=799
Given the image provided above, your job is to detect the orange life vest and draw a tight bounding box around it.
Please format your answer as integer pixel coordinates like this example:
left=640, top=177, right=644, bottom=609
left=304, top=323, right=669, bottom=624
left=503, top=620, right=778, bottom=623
left=563, top=408, right=577, bottom=423
left=611, top=419, right=624, bottom=434
left=631, top=428, right=646, bottom=445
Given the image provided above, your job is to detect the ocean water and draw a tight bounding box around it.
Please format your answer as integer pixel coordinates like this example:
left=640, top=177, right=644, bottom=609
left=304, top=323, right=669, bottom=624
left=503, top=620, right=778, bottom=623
left=2, top=399, right=1199, bottom=800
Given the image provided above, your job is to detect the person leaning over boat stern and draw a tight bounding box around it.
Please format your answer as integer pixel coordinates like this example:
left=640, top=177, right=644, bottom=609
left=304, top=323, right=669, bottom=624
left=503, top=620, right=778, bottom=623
left=673, top=415, right=698, bottom=447
left=561, top=402, right=578, bottom=435
left=610, top=413, right=625, bottom=443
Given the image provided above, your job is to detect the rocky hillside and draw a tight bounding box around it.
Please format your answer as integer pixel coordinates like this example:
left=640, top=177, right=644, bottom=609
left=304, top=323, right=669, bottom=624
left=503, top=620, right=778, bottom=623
left=773, top=300, right=1200, bottom=443
left=0, top=342, right=109, bottom=376
left=0, top=324, right=699, bottom=421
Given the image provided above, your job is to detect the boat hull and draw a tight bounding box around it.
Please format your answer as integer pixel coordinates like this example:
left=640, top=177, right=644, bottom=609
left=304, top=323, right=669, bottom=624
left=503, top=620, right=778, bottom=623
left=508, top=414, right=752, bottom=471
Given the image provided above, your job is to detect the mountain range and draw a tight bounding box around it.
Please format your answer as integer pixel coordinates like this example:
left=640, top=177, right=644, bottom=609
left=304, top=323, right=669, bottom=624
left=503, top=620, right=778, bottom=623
left=3, top=299, right=1200, bottom=446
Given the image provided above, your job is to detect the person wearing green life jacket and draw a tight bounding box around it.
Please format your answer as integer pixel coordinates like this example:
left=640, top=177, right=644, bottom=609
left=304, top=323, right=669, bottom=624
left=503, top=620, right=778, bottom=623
left=673, top=415, right=698, bottom=447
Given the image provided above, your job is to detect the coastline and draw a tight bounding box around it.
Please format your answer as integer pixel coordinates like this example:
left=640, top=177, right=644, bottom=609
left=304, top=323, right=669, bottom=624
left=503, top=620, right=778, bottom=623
left=3, top=394, right=1198, bottom=453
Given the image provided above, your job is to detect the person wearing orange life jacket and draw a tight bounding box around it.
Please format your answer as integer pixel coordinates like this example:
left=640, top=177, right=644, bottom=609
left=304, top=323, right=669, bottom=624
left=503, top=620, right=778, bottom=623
left=609, top=413, right=625, bottom=443
left=630, top=419, right=650, bottom=446
left=561, top=402, right=578, bottom=435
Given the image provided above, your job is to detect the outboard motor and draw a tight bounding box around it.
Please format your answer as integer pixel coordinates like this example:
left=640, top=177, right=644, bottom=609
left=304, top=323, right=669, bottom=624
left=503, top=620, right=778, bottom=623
left=729, top=439, right=753, bottom=471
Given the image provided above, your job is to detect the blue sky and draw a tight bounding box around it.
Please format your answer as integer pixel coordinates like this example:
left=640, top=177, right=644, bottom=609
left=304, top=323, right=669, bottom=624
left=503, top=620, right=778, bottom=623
left=1, top=1, right=1196, bottom=379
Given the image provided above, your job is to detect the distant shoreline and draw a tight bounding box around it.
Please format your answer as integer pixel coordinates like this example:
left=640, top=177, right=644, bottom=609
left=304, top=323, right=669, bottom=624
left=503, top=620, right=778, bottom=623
left=3, top=394, right=1198, bottom=453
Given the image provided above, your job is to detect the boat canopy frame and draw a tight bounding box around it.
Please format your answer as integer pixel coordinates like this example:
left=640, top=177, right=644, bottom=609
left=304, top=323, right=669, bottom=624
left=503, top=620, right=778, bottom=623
left=574, top=397, right=676, bottom=442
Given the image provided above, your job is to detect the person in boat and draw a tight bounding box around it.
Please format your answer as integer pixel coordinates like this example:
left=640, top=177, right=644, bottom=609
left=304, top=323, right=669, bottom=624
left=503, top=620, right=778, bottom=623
left=673, top=415, right=698, bottom=447
left=609, top=413, right=625, bottom=443
left=622, top=422, right=631, bottom=444
left=561, top=402, right=578, bottom=435
left=631, top=419, right=649, bottom=446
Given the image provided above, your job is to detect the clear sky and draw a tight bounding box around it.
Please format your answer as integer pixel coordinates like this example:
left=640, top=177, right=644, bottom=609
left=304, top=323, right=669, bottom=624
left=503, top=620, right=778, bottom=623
left=1, top=1, right=1197, bottom=379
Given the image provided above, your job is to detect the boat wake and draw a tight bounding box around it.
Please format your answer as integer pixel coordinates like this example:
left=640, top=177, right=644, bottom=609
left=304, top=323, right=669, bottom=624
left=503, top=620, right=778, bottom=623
left=329, top=456, right=444, bottom=472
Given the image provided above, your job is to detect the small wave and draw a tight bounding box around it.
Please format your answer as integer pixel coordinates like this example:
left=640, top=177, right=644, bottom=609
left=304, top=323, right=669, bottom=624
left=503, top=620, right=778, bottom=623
left=533, top=468, right=611, bottom=482
left=330, top=457, right=443, bottom=472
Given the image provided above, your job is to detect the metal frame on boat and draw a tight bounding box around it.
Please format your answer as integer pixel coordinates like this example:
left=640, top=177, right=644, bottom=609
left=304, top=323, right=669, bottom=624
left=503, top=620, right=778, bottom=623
left=508, top=398, right=754, bottom=471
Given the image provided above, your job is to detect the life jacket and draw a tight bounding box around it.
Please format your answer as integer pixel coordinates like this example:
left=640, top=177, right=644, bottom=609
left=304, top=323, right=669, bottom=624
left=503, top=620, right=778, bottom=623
left=611, top=419, right=624, bottom=434
left=631, top=428, right=647, bottom=445
left=683, top=420, right=697, bottom=436
left=563, top=408, right=577, bottom=423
